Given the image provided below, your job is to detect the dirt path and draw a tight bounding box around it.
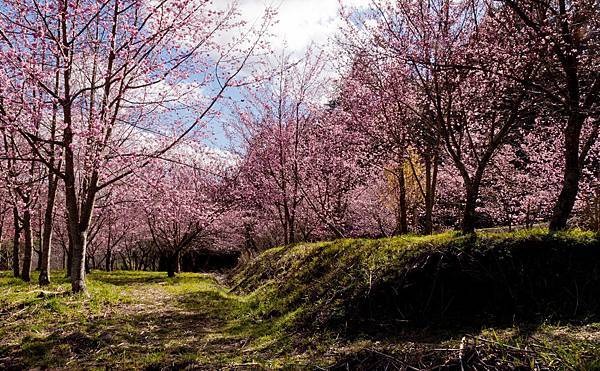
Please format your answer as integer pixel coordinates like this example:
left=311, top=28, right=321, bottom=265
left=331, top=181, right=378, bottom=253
left=0, top=272, right=255, bottom=370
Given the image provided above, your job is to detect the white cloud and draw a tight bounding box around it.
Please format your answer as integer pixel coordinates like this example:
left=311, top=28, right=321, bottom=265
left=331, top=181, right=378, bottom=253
left=237, top=0, right=370, bottom=53
left=198, top=0, right=373, bottom=149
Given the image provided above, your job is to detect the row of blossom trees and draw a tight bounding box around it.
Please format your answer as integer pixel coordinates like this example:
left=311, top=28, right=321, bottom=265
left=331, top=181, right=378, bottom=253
left=334, top=0, right=599, bottom=234
left=229, top=0, right=599, bottom=246
left=0, top=0, right=272, bottom=293
left=0, top=0, right=598, bottom=292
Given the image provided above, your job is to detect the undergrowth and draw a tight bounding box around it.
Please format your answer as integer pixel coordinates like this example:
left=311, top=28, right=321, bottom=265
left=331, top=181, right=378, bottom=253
left=233, top=229, right=600, bottom=330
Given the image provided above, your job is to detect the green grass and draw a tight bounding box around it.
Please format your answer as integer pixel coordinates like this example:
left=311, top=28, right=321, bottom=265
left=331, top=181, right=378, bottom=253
left=1, top=229, right=599, bottom=369
left=0, top=270, right=321, bottom=368
left=232, top=228, right=600, bottom=327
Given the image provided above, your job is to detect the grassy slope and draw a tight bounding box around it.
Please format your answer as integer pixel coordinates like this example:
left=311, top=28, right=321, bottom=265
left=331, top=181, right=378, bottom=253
left=0, top=229, right=599, bottom=369
left=233, top=229, right=600, bottom=322
left=231, top=228, right=600, bottom=369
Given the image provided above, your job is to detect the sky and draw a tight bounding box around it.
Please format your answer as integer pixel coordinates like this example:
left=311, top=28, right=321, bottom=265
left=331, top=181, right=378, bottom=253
left=237, top=0, right=366, bottom=52
left=203, top=0, right=369, bottom=149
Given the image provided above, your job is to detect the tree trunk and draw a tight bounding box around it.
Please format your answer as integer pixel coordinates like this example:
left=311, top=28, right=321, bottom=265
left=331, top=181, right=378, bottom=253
left=120, top=252, right=129, bottom=270
left=548, top=31, right=589, bottom=231
left=167, top=253, right=177, bottom=278
left=35, top=248, right=42, bottom=271
left=175, top=250, right=181, bottom=274
left=20, top=209, right=33, bottom=282
left=66, top=233, right=73, bottom=278
left=39, top=177, right=59, bottom=285
left=594, top=188, right=600, bottom=232
left=423, top=155, right=435, bottom=234
left=424, top=200, right=434, bottom=234
left=60, top=19, right=94, bottom=294
left=397, top=167, right=409, bottom=234
left=288, top=219, right=295, bottom=244
left=105, top=247, right=112, bottom=272
left=12, top=207, right=20, bottom=278
left=0, top=242, right=4, bottom=271
left=423, top=155, right=433, bottom=234
left=549, top=119, right=582, bottom=231
left=70, top=230, right=88, bottom=293
left=0, top=214, right=4, bottom=271
left=282, top=202, right=291, bottom=245
left=549, top=173, right=580, bottom=231
left=461, top=181, right=481, bottom=235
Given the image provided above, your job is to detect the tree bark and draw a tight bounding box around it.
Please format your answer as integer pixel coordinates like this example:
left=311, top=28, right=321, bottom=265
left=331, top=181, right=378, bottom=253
left=20, top=209, right=33, bottom=282
left=70, top=230, right=88, bottom=293
left=12, top=207, right=20, bottom=278
left=397, top=167, right=409, bottom=234
left=35, top=247, right=42, bottom=271
left=423, top=155, right=434, bottom=234
left=39, top=175, right=59, bottom=285
left=167, top=253, right=177, bottom=278
left=66, top=233, right=73, bottom=278
left=105, top=247, right=112, bottom=272
left=0, top=213, right=4, bottom=271
left=461, top=180, right=481, bottom=235
left=59, top=4, right=92, bottom=294
left=549, top=114, right=583, bottom=231
left=288, top=216, right=295, bottom=244
left=545, top=11, right=598, bottom=230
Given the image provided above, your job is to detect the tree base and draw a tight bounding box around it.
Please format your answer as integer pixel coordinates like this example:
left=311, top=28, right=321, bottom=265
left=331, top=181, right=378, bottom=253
left=71, top=279, right=88, bottom=295
left=39, top=271, right=51, bottom=286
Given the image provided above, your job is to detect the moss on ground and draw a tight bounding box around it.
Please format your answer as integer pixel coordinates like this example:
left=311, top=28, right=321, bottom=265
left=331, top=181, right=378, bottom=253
left=0, top=229, right=599, bottom=369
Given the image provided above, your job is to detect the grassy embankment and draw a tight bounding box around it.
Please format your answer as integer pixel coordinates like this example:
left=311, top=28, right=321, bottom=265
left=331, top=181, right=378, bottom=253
left=1, top=229, right=599, bottom=369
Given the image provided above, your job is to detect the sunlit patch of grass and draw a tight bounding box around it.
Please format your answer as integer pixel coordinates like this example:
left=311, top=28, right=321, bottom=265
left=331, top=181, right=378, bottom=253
left=475, top=324, right=600, bottom=370
left=0, top=269, right=144, bottom=368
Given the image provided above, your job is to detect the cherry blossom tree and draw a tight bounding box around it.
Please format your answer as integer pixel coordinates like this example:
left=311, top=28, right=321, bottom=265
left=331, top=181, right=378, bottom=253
left=232, top=49, right=329, bottom=244
left=0, top=128, right=44, bottom=281
left=335, top=55, right=440, bottom=234
left=0, top=0, right=598, bottom=285
left=0, top=0, right=270, bottom=292
left=497, top=0, right=600, bottom=231
left=136, top=148, right=235, bottom=277
left=339, top=0, right=543, bottom=234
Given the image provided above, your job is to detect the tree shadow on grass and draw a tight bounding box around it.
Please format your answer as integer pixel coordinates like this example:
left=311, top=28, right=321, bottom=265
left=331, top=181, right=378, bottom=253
left=4, top=283, right=598, bottom=370
left=1, top=283, right=249, bottom=369
left=0, top=270, right=72, bottom=287
left=2, top=309, right=212, bottom=369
